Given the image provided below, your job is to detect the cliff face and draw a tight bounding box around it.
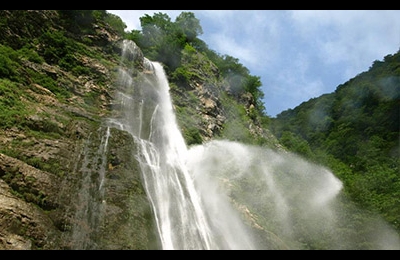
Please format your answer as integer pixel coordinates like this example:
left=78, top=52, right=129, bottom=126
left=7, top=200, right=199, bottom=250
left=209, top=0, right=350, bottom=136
left=169, top=40, right=281, bottom=148
left=0, top=10, right=160, bottom=249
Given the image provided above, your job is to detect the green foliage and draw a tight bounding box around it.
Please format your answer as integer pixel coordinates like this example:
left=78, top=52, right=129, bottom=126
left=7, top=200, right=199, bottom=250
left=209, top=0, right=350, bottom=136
left=271, top=48, right=400, bottom=232
left=0, top=160, right=54, bottom=210
left=170, top=44, right=207, bottom=87
left=279, top=131, right=313, bottom=157
left=137, top=12, right=189, bottom=71
left=39, top=30, right=75, bottom=66
left=58, top=10, right=98, bottom=34
left=183, top=43, right=197, bottom=54
left=170, top=66, right=193, bottom=86
left=0, top=79, right=29, bottom=129
left=182, top=127, right=203, bottom=146
left=219, top=94, right=254, bottom=143
left=0, top=44, right=19, bottom=79
left=125, top=29, right=142, bottom=43
left=25, top=68, right=70, bottom=99
left=17, top=44, right=44, bottom=64
left=244, top=75, right=265, bottom=113
left=104, top=12, right=127, bottom=35
left=0, top=10, right=118, bottom=134
left=171, top=85, right=205, bottom=146
left=175, top=12, right=203, bottom=41
left=92, top=10, right=107, bottom=21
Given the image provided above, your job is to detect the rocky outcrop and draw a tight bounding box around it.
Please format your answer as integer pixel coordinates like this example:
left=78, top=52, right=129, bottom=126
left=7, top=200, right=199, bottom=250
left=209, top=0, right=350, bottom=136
left=170, top=48, right=281, bottom=149
left=0, top=155, right=61, bottom=249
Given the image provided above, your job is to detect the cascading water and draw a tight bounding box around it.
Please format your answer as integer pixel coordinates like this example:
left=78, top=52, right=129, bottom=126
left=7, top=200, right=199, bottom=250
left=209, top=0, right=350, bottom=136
left=109, top=40, right=255, bottom=249
left=107, top=39, right=400, bottom=250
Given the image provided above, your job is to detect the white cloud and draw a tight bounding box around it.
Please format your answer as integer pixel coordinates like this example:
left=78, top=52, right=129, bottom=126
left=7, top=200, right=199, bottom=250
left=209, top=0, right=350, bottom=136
left=290, top=10, right=400, bottom=79
left=107, top=10, right=400, bottom=116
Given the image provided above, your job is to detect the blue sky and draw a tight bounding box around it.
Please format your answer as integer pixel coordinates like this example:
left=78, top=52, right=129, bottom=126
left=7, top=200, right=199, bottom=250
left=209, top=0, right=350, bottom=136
left=107, top=10, right=400, bottom=117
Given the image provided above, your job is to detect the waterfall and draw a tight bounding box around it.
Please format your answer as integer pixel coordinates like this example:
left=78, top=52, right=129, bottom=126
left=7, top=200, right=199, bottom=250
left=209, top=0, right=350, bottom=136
left=107, top=40, right=400, bottom=250
left=110, top=40, right=255, bottom=249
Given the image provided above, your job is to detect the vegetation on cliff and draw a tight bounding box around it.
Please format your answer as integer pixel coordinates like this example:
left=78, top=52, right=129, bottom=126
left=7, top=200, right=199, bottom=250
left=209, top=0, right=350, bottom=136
left=0, top=10, right=158, bottom=249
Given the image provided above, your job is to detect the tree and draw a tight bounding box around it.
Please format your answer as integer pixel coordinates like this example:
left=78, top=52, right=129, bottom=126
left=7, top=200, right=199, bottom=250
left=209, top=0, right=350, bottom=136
left=104, top=12, right=127, bottom=35
left=244, top=75, right=265, bottom=112
left=175, top=12, right=203, bottom=41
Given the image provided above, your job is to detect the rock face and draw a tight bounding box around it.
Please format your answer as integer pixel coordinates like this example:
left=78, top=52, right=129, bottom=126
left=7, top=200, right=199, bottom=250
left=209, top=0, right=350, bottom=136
left=170, top=47, right=281, bottom=148
left=0, top=10, right=159, bottom=249
left=0, top=156, right=60, bottom=249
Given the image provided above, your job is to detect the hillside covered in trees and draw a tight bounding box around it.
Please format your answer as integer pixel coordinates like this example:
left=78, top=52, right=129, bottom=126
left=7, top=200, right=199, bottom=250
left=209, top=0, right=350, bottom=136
left=270, top=51, right=400, bottom=231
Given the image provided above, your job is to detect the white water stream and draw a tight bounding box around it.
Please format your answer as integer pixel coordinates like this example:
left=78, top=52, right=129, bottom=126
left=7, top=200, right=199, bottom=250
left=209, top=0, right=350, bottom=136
left=105, top=39, right=400, bottom=250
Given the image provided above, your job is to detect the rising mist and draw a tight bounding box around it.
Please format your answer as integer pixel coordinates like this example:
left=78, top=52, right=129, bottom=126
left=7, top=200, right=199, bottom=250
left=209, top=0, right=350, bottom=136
left=104, top=39, right=400, bottom=250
